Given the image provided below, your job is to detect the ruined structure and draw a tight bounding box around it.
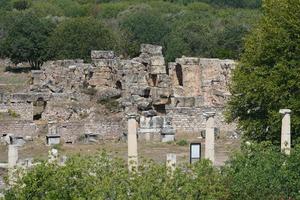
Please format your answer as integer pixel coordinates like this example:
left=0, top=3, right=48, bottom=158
left=0, top=44, right=236, bottom=144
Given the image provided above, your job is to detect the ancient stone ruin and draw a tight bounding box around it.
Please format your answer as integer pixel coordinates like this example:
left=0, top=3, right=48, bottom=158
left=0, top=44, right=236, bottom=144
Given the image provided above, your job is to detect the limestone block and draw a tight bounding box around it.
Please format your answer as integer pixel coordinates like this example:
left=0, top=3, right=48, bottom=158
left=133, top=96, right=152, bottom=110
left=150, top=56, right=165, bottom=66
left=130, top=86, right=151, bottom=97
left=141, top=110, right=157, bottom=117
left=150, top=65, right=166, bottom=74
left=140, top=116, right=152, bottom=129
left=93, top=59, right=117, bottom=67
left=162, top=134, right=175, bottom=142
left=91, top=51, right=115, bottom=59
left=173, top=97, right=195, bottom=107
left=176, top=57, right=200, bottom=65
left=97, top=88, right=121, bottom=101
left=152, top=116, right=164, bottom=128
left=140, top=44, right=162, bottom=55
left=150, top=87, right=171, bottom=99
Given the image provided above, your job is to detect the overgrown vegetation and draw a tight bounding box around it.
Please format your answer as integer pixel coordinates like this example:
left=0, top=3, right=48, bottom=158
left=6, top=142, right=300, bottom=199
left=7, top=109, right=20, bottom=118
left=0, top=0, right=260, bottom=68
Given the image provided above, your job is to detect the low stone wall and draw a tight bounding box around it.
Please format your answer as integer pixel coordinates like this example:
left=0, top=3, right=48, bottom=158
left=0, top=120, right=36, bottom=137
left=0, top=102, right=33, bottom=120
left=167, top=107, right=236, bottom=136
left=52, top=121, right=123, bottom=143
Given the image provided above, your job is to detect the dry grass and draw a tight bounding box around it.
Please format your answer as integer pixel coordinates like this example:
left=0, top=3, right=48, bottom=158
left=0, top=133, right=240, bottom=166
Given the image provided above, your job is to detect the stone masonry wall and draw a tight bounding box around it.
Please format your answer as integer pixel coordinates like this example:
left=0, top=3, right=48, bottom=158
left=0, top=102, right=33, bottom=120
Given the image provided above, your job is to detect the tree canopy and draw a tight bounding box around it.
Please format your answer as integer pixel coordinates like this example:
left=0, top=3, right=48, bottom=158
left=48, top=17, right=118, bottom=61
left=0, top=12, right=55, bottom=69
left=226, top=0, right=300, bottom=143
left=0, top=0, right=260, bottom=65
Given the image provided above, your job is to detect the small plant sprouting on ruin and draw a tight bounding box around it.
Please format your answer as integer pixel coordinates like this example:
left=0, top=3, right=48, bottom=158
left=8, top=109, right=20, bottom=118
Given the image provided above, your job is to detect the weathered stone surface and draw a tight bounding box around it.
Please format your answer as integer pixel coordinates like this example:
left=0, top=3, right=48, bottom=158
left=149, top=65, right=166, bottom=74
left=150, top=56, right=165, bottom=66
left=91, top=51, right=115, bottom=60
left=140, top=44, right=162, bottom=55
left=1, top=43, right=237, bottom=144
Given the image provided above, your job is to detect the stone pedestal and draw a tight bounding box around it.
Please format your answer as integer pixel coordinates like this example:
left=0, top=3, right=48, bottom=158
left=127, top=114, right=138, bottom=172
left=279, top=109, right=291, bottom=155
left=8, top=145, right=18, bottom=168
left=204, top=111, right=215, bottom=164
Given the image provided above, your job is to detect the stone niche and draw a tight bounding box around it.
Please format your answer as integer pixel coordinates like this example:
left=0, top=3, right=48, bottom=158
left=46, top=135, right=60, bottom=145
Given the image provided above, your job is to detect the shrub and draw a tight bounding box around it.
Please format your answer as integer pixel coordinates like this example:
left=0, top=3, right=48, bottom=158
left=223, top=142, right=300, bottom=199
left=5, top=153, right=229, bottom=199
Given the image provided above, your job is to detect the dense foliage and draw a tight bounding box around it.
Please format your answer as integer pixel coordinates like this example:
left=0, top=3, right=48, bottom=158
left=226, top=0, right=300, bottom=143
left=48, top=17, right=118, bottom=62
left=0, top=0, right=260, bottom=68
left=0, top=12, right=54, bottom=69
left=6, top=142, right=300, bottom=199
left=5, top=153, right=228, bottom=199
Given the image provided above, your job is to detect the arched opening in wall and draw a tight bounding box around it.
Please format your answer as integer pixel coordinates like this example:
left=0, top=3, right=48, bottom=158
left=175, top=64, right=183, bottom=86
left=116, top=81, right=122, bottom=90
left=33, top=97, right=47, bottom=120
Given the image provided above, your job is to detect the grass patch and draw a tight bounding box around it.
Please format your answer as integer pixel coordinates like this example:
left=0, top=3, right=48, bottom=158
left=8, top=109, right=20, bottom=118
left=176, top=139, right=188, bottom=146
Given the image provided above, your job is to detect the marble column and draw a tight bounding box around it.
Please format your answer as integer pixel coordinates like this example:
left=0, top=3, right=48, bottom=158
left=127, top=114, right=138, bottom=172
left=279, top=109, right=291, bottom=155
left=8, top=145, right=18, bottom=168
left=166, top=153, right=176, bottom=175
left=204, top=111, right=216, bottom=164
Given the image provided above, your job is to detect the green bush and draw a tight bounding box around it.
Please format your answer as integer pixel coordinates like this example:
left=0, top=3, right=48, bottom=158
left=222, top=142, right=300, bottom=199
left=5, top=153, right=228, bottom=199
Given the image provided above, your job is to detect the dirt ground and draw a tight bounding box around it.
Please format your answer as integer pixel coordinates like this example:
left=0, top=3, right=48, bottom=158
left=0, top=133, right=240, bottom=166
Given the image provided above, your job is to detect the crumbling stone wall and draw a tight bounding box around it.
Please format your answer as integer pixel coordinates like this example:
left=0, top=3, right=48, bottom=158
left=0, top=120, right=36, bottom=137
left=0, top=44, right=237, bottom=143
left=0, top=102, right=33, bottom=120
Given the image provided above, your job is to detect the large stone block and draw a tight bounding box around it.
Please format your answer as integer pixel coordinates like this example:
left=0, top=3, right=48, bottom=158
left=91, top=51, right=115, bottom=59
left=176, top=57, right=200, bottom=65
left=149, top=65, right=166, bottom=74
left=150, top=56, right=165, bottom=66
left=172, top=97, right=195, bottom=107
left=140, top=44, right=162, bottom=55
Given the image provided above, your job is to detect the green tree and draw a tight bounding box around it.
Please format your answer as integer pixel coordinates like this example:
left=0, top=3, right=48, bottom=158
left=165, top=21, right=213, bottom=61
left=48, top=17, right=118, bottom=61
left=226, top=0, right=300, bottom=143
left=120, top=7, right=170, bottom=57
left=0, top=12, right=55, bottom=69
